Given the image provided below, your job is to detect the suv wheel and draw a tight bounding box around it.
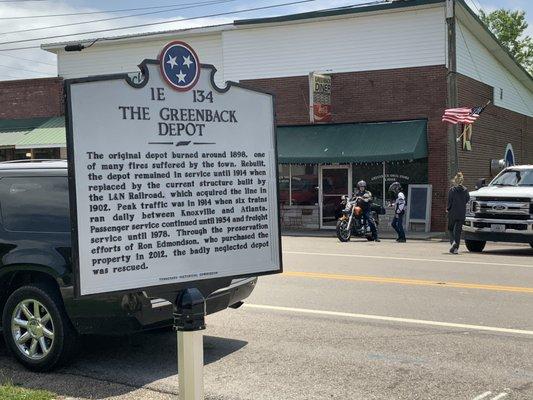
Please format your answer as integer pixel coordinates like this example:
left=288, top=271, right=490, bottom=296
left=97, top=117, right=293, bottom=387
left=2, top=283, right=77, bottom=371
left=465, top=239, right=486, bottom=253
left=530, top=242, right=533, bottom=248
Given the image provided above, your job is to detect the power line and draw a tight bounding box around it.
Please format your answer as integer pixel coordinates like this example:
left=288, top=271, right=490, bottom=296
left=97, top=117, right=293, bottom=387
left=0, top=62, right=51, bottom=74
left=0, top=45, right=39, bottom=51
left=0, top=52, right=56, bottom=66
left=0, top=1, right=221, bottom=19
left=0, top=0, right=47, bottom=2
left=0, top=0, right=318, bottom=48
left=1, top=73, right=31, bottom=79
left=0, top=0, right=240, bottom=36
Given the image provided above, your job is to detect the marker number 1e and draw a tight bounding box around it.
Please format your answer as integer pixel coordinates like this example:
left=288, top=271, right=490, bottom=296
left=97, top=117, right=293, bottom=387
left=193, top=90, right=213, bottom=103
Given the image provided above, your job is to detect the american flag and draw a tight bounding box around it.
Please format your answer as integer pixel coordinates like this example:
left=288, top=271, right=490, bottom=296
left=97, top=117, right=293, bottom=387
left=442, top=105, right=485, bottom=125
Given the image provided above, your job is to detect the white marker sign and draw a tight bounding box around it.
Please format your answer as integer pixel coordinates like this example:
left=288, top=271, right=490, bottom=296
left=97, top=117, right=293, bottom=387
left=66, top=41, right=281, bottom=297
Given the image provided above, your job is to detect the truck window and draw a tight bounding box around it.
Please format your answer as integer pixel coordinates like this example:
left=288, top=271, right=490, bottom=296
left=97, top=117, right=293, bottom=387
left=0, top=177, right=70, bottom=233
left=491, top=169, right=533, bottom=186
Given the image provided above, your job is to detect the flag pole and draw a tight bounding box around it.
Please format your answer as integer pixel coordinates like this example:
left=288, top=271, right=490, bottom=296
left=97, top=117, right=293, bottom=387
left=455, top=100, right=491, bottom=142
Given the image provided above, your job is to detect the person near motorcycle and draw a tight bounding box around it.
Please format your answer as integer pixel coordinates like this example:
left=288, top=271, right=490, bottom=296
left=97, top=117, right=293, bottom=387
left=389, top=181, right=406, bottom=242
left=354, top=180, right=380, bottom=242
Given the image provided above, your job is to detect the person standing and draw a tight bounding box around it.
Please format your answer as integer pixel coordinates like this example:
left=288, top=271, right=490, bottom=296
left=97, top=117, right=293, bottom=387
left=389, top=182, right=406, bottom=242
left=354, top=180, right=380, bottom=242
left=447, top=172, right=470, bottom=254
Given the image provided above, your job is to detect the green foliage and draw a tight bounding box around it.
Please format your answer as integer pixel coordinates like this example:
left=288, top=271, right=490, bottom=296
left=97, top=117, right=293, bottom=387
left=0, top=382, right=55, bottom=400
left=479, top=8, right=533, bottom=75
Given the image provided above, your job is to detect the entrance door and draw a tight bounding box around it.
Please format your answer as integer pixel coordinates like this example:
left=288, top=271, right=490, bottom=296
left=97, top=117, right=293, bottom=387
left=319, top=166, right=352, bottom=229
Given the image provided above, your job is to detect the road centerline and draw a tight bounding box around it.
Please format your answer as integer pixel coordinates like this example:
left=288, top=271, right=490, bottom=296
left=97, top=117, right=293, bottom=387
left=243, top=304, right=533, bottom=337
left=282, top=271, right=533, bottom=294
left=284, top=251, right=533, bottom=269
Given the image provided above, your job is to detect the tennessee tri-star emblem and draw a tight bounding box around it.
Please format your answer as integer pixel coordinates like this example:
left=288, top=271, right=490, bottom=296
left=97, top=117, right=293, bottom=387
left=159, top=41, right=200, bottom=91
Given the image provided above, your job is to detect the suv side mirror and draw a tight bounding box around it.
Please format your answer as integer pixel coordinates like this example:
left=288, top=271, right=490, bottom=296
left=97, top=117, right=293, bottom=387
left=475, top=178, right=486, bottom=190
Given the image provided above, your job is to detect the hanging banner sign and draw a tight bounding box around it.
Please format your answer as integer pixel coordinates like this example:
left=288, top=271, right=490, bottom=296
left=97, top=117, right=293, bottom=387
left=66, top=41, right=282, bottom=297
left=309, top=72, right=332, bottom=123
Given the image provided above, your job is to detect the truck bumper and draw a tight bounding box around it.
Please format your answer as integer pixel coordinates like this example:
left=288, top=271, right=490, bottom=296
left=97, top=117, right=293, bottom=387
left=463, top=217, right=533, bottom=244
left=65, top=277, right=257, bottom=335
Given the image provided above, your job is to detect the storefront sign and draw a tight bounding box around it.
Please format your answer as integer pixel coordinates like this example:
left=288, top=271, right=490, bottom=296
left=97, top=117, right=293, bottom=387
left=309, top=72, right=332, bottom=123
left=66, top=41, right=281, bottom=297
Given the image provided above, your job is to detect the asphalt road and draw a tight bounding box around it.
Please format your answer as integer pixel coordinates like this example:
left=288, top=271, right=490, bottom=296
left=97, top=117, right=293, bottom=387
left=1, top=236, right=532, bottom=400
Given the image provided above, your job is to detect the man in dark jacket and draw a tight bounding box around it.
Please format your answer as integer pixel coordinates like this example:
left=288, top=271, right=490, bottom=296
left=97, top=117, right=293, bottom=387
left=447, top=172, right=470, bottom=254
left=354, top=180, right=380, bottom=242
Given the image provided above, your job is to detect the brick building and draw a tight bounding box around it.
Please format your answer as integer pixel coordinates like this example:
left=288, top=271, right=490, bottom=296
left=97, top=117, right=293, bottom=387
left=0, top=77, right=66, bottom=160
left=3, top=0, right=531, bottom=231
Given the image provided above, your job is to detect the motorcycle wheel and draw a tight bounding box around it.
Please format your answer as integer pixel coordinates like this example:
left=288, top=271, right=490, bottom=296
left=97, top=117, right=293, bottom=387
left=336, top=220, right=351, bottom=242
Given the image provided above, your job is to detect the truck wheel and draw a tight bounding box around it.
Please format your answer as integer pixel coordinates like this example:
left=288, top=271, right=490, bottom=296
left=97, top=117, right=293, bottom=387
left=2, top=282, right=77, bottom=372
left=465, top=239, right=486, bottom=253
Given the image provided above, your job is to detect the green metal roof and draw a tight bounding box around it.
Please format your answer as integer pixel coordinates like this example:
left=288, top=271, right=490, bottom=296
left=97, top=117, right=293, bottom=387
left=277, top=120, right=428, bottom=164
left=0, top=117, right=51, bottom=148
left=15, top=117, right=66, bottom=149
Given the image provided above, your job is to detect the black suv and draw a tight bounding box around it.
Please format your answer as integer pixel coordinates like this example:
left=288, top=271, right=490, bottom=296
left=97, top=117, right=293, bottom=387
left=0, top=160, right=256, bottom=371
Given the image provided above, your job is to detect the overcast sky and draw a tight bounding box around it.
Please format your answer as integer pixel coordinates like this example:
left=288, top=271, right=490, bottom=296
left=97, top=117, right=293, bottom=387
left=0, top=0, right=531, bottom=81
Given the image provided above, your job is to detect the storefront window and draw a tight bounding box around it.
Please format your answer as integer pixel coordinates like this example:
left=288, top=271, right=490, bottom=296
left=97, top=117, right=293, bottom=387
left=278, top=165, right=290, bottom=206
left=353, top=159, right=428, bottom=205
left=290, top=165, right=318, bottom=205
left=33, top=148, right=61, bottom=159
left=277, top=164, right=318, bottom=206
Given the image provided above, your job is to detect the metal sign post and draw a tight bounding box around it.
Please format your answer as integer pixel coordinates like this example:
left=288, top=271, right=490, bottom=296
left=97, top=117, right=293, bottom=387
left=174, top=288, right=206, bottom=400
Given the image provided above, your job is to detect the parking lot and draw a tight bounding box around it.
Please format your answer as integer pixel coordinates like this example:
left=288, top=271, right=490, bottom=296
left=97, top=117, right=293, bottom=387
left=1, top=236, right=532, bottom=400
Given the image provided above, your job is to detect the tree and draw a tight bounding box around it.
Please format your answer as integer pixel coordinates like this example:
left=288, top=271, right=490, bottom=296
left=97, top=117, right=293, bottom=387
left=479, top=9, right=533, bottom=75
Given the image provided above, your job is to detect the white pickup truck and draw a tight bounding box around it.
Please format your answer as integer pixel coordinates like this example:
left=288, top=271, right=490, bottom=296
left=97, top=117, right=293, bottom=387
left=464, top=165, right=533, bottom=252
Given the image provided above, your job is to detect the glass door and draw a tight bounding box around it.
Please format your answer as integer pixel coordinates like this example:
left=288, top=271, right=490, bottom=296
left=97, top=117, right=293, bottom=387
left=319, top=166, right=352, bottom=229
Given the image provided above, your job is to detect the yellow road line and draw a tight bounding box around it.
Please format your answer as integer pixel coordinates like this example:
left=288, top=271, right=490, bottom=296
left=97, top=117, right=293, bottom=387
left=283, top=271, right=533, bottom=294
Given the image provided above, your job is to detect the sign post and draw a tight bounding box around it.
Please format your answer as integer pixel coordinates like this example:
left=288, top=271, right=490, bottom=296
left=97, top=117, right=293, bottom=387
left=65, top=41, right=282, bottom=398
left=174, top=288, right=206, bottom=400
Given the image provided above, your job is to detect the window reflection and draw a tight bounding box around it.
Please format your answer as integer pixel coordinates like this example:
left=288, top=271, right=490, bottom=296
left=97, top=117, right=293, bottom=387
left=290, top=165, right=318, bottom=205
left=278, top=165, right=318, bottom=206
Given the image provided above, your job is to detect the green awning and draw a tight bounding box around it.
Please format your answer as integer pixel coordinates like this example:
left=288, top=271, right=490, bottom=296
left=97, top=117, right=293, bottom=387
left=0, top=117, right=50, bottom=148
left=15, top=117, right=66, bottom=149
left=277, top=120, right=427, bottom=164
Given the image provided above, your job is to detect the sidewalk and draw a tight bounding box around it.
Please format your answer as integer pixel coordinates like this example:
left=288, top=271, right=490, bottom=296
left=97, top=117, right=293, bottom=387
left=282, top=229, right=448, bottom=241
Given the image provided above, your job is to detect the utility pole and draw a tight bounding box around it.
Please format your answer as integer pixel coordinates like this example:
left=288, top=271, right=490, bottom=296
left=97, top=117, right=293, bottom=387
left=446, top=0, right=459, bottom=177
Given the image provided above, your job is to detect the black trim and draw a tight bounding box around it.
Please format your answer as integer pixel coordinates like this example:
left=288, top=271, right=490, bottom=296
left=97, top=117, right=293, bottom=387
left=64, top=59, right=282, bottom=299
left=276, top=118, right=428, bottom=129
left=464, top=231, right=533, bottom=244
left=235, top=0, right=444, bottom=25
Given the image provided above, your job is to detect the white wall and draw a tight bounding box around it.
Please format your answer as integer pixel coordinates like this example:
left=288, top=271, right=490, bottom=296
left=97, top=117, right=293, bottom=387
left=456, top=21, right=533, bottom=117
left=222, top=7, right=446, bottom=81
left=54, top=6, right=446, bottom=86
left=57, top=34, right=225, bottom=85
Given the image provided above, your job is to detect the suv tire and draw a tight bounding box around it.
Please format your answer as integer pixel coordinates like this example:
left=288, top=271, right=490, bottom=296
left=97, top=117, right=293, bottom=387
left=465, top=239, right=486, bottom=253
left=530, top=242, right=533, bottom=248
left=2, top=282, right=77, bottom=372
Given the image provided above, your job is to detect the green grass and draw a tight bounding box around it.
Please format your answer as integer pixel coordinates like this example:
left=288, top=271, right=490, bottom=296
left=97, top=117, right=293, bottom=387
left=0, top=382, right=55, bottom=400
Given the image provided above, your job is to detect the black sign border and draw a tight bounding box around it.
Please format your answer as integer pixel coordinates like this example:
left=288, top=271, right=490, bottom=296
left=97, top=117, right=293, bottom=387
left=65, top=59, right=282, bottom=299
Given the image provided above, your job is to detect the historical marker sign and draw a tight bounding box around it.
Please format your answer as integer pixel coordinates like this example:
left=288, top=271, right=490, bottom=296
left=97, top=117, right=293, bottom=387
left=66, top=41, right=281, bottom=297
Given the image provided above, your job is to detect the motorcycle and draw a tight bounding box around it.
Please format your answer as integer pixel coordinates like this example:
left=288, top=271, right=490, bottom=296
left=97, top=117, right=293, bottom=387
left=335, top=195, right=381, bottom=242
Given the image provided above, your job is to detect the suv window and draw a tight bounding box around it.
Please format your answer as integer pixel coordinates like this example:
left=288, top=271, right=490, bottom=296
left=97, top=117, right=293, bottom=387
left=0, top=176, right=70, bottom=233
